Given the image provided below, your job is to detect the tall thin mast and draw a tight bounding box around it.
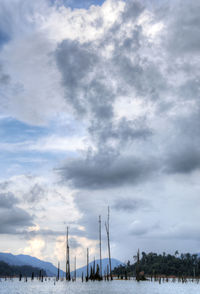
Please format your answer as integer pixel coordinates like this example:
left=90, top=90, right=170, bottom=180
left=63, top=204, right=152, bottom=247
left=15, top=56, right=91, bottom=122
left=99, top=215, right=102, bottom=278
left=105, top=206, right=112, bottom=280
left=86, top=248, right=89, bottom=281
left=93, top=256, right=96, bottom=279
left=66, top=229, right=67, bottom=280
left=57, top=261, right=60, bottom=281
left=66, top=227, right=71, bottom=281
left=74, top=256, right=76, bottom=281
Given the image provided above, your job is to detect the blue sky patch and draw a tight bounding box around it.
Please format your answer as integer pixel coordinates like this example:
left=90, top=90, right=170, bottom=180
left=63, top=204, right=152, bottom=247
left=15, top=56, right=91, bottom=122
left=0, top=117, right=49, bottom=143
left=50, top=0, right=105, bottom=9
left=0, top=30, right=10, bottom=48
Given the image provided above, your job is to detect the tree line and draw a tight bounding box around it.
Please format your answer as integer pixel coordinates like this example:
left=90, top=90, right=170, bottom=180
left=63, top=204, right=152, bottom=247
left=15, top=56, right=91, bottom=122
left=112, top=251, right=200, bottom=277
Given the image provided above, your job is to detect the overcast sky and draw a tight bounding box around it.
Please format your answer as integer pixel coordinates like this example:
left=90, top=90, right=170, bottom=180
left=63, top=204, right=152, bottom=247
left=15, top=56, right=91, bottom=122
left=0, top=0, right=200, bottom=270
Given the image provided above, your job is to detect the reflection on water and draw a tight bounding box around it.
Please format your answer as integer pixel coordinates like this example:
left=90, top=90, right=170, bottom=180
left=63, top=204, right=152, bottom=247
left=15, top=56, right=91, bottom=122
left=0, top=279, right=199, bottom=294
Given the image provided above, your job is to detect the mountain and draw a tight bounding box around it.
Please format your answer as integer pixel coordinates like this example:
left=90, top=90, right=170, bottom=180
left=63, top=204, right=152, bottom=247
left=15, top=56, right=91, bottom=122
left=0, top=253, right=64, bottom=277
left=0, top=260, right=47, bottom=277
left=0, top=253, right=123, bottom=278
left=71, top=258, right=124, bottom=277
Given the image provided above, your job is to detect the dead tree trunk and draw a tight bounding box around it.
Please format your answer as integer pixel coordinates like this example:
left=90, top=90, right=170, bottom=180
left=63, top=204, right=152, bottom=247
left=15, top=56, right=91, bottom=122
left=66, top=227, right=71, bottom=281
left=105, top=206, right=113, bottom=280
left=99, top=215, right=102, bottom=279
left=86, top=248, right=89, bottom=282
left=57, top=261, right=60, bottom=281
left=74, top=256, right=76, bottom=281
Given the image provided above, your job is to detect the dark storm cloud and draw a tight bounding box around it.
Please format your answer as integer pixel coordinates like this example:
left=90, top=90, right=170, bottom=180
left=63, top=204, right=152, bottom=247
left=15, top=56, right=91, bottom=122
left=0, top=207, right=34, bottom=234
left=89, top=117, right=152, bottom=146
left=130, top=222, right=160, bottom=237
left=23, top=184, right=46, bottom=203
left=164, top=110, right=200, bottom=174
left=113, top=198, right=148, bottom=212
left=54, top=0, right=200, bottom=196
left=166, top=147, right=200, bottom=175
left=56, top=40, right=100, bottom=116
left=166, top=0, right=200, bottom=55
left=59, top=151, right=157, bottom=189
left=122, top=0, right=144, bottom=22
left=0, top=65, right=10, bottom=85
left=0, top=192, right=18, bottom=208
left=178, top=79, right=200, bottom=103
left=55, top=3, right=156, bottom=190
left=0, top=73, right=10, bottom=85
left=56, top=39, right=116, bottom=124
left=55, top=7, right=156, bottom=124
left=0, top=192, right=34, bottom=234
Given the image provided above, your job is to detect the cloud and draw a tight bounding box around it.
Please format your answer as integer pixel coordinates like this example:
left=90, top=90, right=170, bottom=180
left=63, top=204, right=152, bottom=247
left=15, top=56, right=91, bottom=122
left=0, top=135, right=88, bottom=153
left=0, top=65, right=10, bottom=85
left=23, top=184, right=46, bottom=203
left=0, top=0, right=66, bottom=126
left=0, top=175, right=80, bottom=240
left=24, top=228, right=65, bottom=238
left=0, top=192, right=34, bottom=234
left=0, top=0, right=200, bottom=266
left=129, top=221, right=159, bottom=237
left=166, top=147, right=200, bottom=175
left=54, top=0, right=200, bottom=193
left=113, top=198, right=148, bottom=212
left=56, top=39, right=115, bottom=120
left=121, top=0, right=144, bottom=22
left=59, top=151, right=157, bottom=189
left=0, top=192, right=18, bottom=208
left=88, top=117, right=152, bottom=147
left=0, top=208, right=33, bottom=234
left=23, top=236, right=46, bottom=260
left=165, top=0, right=200, bottom=56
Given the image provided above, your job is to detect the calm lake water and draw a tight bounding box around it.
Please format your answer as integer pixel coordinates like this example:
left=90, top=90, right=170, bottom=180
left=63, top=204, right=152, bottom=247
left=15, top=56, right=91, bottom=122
left=0, top=279, right=199, bottom=294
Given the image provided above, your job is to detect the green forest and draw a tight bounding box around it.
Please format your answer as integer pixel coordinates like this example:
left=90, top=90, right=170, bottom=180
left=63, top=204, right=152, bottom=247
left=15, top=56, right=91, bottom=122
left=0, top=261, right=46, bottom=277
left=113, top=252, right=200, bottom=277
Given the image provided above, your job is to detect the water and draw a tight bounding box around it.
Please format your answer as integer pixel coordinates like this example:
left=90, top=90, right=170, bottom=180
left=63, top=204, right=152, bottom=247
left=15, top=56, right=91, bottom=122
left=0, top=279, right=199, bottom=294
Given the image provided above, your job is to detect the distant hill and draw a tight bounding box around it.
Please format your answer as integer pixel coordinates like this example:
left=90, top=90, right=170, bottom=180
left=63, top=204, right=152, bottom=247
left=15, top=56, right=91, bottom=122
left=0, top=260, right=46, bottom=277
left=0, top=253, right=123, bottom=278
left=71, top=258, right=124, bottom=277
left=0, top=253, right=64, bottom=277
left=112, top=252, right=200, bottom=277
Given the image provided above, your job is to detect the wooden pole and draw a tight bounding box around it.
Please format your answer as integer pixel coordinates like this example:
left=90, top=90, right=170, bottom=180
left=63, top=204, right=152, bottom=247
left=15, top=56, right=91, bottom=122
left=66, top=229, right=67, bottom=280
left=93, top=256, right=95, bottom=280
left=74, top=256, right=76, bottom=281
left=86, top=248, right=89, bottom=282
left=57, top=261, right=60, bottom=281
left=66, top=227, right=71, bottom=281
left=99, top=215, right=102, bottom=279
left=105, top=206, right=112, bottom=280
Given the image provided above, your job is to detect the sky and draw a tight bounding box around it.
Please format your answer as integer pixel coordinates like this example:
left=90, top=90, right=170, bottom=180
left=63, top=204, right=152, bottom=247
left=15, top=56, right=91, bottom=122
left=0, top=0, right=200, bottom=270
